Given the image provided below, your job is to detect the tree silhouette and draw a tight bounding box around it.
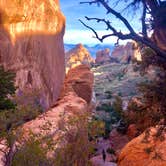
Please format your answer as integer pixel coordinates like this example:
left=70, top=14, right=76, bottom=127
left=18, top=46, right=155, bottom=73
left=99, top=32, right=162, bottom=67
left=80, top=0, right=166, bottom=60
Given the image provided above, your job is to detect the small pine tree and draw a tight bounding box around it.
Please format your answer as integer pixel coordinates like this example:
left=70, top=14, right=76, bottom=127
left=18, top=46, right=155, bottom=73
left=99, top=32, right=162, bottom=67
left=0, top=66, right=16, bottom=111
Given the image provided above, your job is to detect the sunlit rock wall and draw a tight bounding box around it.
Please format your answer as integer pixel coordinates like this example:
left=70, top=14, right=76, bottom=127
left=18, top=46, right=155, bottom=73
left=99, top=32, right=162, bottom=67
left=0, top=0, right=65, bottom=109
left=65, top=44, right=94, bottom=73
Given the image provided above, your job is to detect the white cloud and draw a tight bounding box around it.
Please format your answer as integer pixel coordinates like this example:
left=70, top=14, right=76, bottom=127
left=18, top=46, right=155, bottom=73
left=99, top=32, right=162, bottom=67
left=64, top=29, right=129, bottom=45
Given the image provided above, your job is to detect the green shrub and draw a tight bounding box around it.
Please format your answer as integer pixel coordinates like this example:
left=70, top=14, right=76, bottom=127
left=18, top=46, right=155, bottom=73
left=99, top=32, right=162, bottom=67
left=0, top=105, right=41, bottom=138
left=12, top=135, right=52, bottom=166
left=112, top=96, right=124, bottom=118
left=0, top=66, right=16, bottom=111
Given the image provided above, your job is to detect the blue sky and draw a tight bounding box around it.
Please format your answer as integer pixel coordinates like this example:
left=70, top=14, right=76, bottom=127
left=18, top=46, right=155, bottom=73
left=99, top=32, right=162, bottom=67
left=60, top=0, right=142, bottom=45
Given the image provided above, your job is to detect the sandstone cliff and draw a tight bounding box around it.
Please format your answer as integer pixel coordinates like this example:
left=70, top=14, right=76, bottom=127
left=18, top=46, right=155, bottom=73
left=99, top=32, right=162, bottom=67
left=65, top=44, right=94, bottom=73
left=0, top=0, right=65, bottom=109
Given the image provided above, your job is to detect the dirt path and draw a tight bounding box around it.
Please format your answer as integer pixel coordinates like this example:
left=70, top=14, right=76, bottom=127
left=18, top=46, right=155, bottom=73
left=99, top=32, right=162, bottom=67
left=91, top=155, right=117, bottom=166
left=91, top=138, right=117, bottom=166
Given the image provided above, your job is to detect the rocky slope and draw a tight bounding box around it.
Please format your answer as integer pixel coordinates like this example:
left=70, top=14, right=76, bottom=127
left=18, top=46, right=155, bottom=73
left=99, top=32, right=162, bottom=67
left=0, top=0, right=65, bottom=109
left=65, top=44, right=94, bottom=72
left=0, top=64, right=94, bottom=165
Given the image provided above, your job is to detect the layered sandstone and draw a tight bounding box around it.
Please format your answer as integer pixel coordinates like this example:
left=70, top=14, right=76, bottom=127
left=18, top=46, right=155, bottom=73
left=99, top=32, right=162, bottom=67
left=0, top=0, right=65, bottom=109
left=65, top=44, right=94, bottom=73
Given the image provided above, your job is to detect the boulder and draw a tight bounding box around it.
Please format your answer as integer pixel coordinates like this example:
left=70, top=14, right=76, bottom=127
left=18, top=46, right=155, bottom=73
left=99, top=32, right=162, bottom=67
left=0, top=0, right=65, bottom=109
left=118, top=126, right=166, bottom=166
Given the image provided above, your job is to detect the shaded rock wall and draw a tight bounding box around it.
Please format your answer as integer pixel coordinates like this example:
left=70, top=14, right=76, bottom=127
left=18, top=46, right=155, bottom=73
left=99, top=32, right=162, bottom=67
left=0, top=0, right=65, bottom=109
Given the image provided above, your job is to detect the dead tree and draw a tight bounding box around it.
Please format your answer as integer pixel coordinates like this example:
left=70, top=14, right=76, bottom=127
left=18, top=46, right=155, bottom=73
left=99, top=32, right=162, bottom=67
left=79, top=0, right=166, bottom=60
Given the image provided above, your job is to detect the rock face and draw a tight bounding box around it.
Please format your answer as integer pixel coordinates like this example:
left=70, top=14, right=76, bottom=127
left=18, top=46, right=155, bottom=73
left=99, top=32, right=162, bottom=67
left=0, top=0, right=65, bottom=109
left=61, top=64, right=94, bottom=104
left=111, top=42, right=141, bottom=63
left=65, top=44, right=94, bottom=73
left=118, top=126, right=166, bottom=166
left=95, top=48, right=111, bottom=65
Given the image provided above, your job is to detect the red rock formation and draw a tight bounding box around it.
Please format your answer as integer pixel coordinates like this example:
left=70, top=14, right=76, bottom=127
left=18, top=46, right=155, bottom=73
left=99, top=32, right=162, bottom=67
left=0, top=0, right=65, bottom=109
left=118, top=126, right=166, bottom=166
left=65, top=44, right=94, bottom=72
left=0, top=64, right=94, bottom=165
left=61, top=64, right=94, bottom=104
left=95, top=48, right=111, bottom=64
left=111, top=42, right=141, bottom=63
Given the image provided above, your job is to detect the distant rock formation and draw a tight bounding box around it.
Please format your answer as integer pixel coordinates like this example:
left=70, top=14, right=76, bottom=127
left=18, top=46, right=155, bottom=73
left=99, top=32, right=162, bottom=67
left=118, top=126, right=166, bottom=166
left=111, top=42, right=141, bottom=63
left=65, top=44, right=94, bottom=72
left=0, top=0, right=65, bottom=109
left=95, top=48, right=111, bottom=65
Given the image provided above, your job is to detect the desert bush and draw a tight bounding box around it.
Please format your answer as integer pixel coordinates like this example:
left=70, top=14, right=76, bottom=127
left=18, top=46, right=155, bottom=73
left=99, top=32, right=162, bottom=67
left=0, top=105, right=42, bottom=138
left=11, top=133, right=53, bottom=166
left=54, top=111, right=104, bottom=166
left=112, top=96, right=124, bottom=118
left=10, top=111, right=104, bottom=166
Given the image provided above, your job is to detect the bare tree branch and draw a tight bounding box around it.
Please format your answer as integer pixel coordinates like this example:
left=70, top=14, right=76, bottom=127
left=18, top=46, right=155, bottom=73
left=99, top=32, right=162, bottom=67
left=79, top=19, right=103, bottom=42
left=142, top=0, right=148, bottom=37
left=80, top=1, right=98, bottom=5
left=80, top=0, right=166, bottom=60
